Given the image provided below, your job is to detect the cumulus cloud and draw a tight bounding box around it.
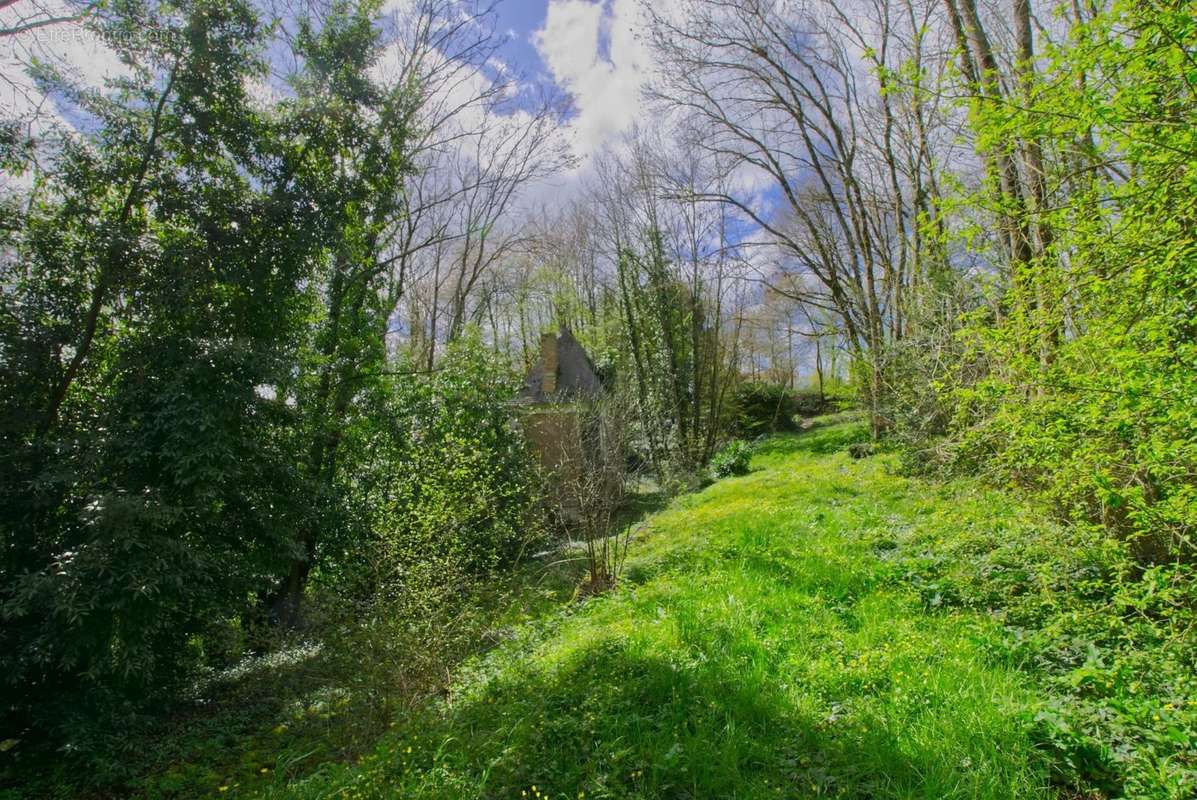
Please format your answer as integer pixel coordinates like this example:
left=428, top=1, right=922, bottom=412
left=533, top=0, right=649, bottom=164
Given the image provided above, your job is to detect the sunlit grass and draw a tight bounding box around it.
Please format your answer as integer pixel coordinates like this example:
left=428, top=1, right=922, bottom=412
left=265, top=417, right=1051, bottom=799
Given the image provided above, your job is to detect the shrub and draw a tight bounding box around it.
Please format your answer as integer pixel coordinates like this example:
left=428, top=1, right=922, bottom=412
left=733, top=381, right=800, bottom=436
left=792, top=390, right=835, bottom=417
left=710, top=440, right=753, bottom=478
left=331, top=332, right=544, bottom=603
left=542, top=394, right=641, bottom=593
left=733, top=381, right=838, bottom=438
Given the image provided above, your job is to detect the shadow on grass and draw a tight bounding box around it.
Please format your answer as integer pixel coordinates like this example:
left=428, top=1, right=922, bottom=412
left=356, top=628, right=1038, bottom=800
left=614, top=483, right=670, bottom=531
left=4, top=557, right=588, bottom=800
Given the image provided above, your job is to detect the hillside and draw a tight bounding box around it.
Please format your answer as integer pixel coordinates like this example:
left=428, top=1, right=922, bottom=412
left=10, top=417, right=1192, bottom=799
left=5, top=2, right=1195, bottom=798
left=222, top=416, right=1133, bottom=799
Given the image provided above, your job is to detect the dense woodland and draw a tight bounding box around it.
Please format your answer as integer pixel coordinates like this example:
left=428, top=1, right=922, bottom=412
left=1, top=0, right=1195, bottom=797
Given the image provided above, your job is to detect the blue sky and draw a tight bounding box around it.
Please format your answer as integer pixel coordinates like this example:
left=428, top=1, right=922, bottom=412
left=494, top=0, right=550, bottom=77
left=489, top=0, right=652, bottom=165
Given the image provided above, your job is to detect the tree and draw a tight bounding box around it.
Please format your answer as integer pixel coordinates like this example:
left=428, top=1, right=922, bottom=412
left=266, top=0, right=419, bottom=624
left=0, top=0, right=325, bottom=725
left=369, top=0, right=571, bottom=369
left=644, top=0, right=955, bottom=435
left=590, top=131, right=740, bottom=475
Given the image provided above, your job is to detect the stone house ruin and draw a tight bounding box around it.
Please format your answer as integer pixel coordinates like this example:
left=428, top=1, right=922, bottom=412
left=516, top=329, right=613, bottom=520
left=517, top=328, right=604, bottom=469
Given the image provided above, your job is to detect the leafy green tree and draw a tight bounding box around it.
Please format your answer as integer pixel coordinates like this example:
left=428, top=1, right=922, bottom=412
left=265, top=0, right=418, bottom=624
left=615, top=230, right=727, bottom=478
left=943, top=0, right=1197, bottom=563
left=0, top=0, right=328, bottom=730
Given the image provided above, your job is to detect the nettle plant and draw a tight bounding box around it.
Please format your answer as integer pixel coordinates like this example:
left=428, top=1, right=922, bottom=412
left=710, top=440, right=753, bottom=479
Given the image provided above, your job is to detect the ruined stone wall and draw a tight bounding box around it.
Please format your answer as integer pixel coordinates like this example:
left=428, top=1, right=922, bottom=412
left=521, top=405, right=584, bottom=520
left=521, top=405, right=582, bottom=475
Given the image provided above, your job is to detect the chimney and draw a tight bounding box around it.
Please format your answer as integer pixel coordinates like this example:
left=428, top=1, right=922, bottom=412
left=540, top=332, right=558, bottom=395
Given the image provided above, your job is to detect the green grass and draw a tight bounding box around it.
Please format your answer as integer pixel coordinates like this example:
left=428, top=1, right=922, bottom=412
left=254, top=417, right=1052, bottom=799
left=1, top=557, right=590, bottom=800
left=31, top=414, right=1191, bottom=798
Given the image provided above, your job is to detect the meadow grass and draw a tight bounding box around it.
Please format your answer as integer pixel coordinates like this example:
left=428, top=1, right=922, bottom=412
left=260, top=418, right=1052, bottom=799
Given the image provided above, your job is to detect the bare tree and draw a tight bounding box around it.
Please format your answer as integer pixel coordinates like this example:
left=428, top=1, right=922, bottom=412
left=644, top=0, right=971, bottom=434
left=543, top=393, right=641, bottom=594
left=366, top=0, right=572, bottom=366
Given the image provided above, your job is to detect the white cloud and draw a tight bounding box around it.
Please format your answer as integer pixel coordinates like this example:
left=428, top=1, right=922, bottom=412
left=536, top=0, right=603, bottom=85
left=1, top=2, right=130, bottom=131
left=533, top=0, right=650, bottom=164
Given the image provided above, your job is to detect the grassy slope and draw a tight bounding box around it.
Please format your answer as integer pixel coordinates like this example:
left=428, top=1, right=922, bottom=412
left=263, top=418, right=1051, bottom=799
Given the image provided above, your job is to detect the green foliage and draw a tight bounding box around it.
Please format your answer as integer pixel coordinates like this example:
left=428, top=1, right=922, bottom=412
left=732, top=380, right=799, bottom=436
left=614, top=230, right=731, bottom=473
left=731, top=380, right=840, bottom=438
left=336, top=332, right=543, bottom=600
left=709, top=439, right=752, bottom=478
left=0, top=559, right=585, bottom=799
left=3, top=0, right=1194, bottom=794
left=0, top=0, right=429, bottom=757
left=9, top=418, right=1192, bottom=799
left=891, top=1, right=1197, bottom=566
left=265, top=0, right=419, bottom=624
left=0, top=0, right=320, bottom=732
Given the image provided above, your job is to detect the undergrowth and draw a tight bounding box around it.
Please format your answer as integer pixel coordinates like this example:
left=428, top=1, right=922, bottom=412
left=7, top=416, right=1192, bottom=798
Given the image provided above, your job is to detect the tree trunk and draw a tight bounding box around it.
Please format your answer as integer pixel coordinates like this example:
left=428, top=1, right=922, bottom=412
left=1013, top=0, right=1059, bottom=372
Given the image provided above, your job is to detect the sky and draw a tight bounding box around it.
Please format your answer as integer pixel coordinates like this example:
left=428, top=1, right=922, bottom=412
left=1, top=0, right=651, bottom=173
left=0, top=0, right=782, bottom=243
left=490, top=1, right=778, bottom=224
left=497, top=0, right=651, bottom=168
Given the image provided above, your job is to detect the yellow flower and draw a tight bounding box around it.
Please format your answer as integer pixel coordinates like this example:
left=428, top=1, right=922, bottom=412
left=218, top=788, right=229, bottom=794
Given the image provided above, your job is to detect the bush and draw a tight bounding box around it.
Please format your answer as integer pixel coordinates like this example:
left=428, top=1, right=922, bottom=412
left=733, top=381, right=799, bottom=436
left=733, top=381, right=837, bottom=437
left=792, top=390, right=835, bottom=417
left=710, top=440, right=753, bottom=478
left=330, top=332, right=545, bottom=603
